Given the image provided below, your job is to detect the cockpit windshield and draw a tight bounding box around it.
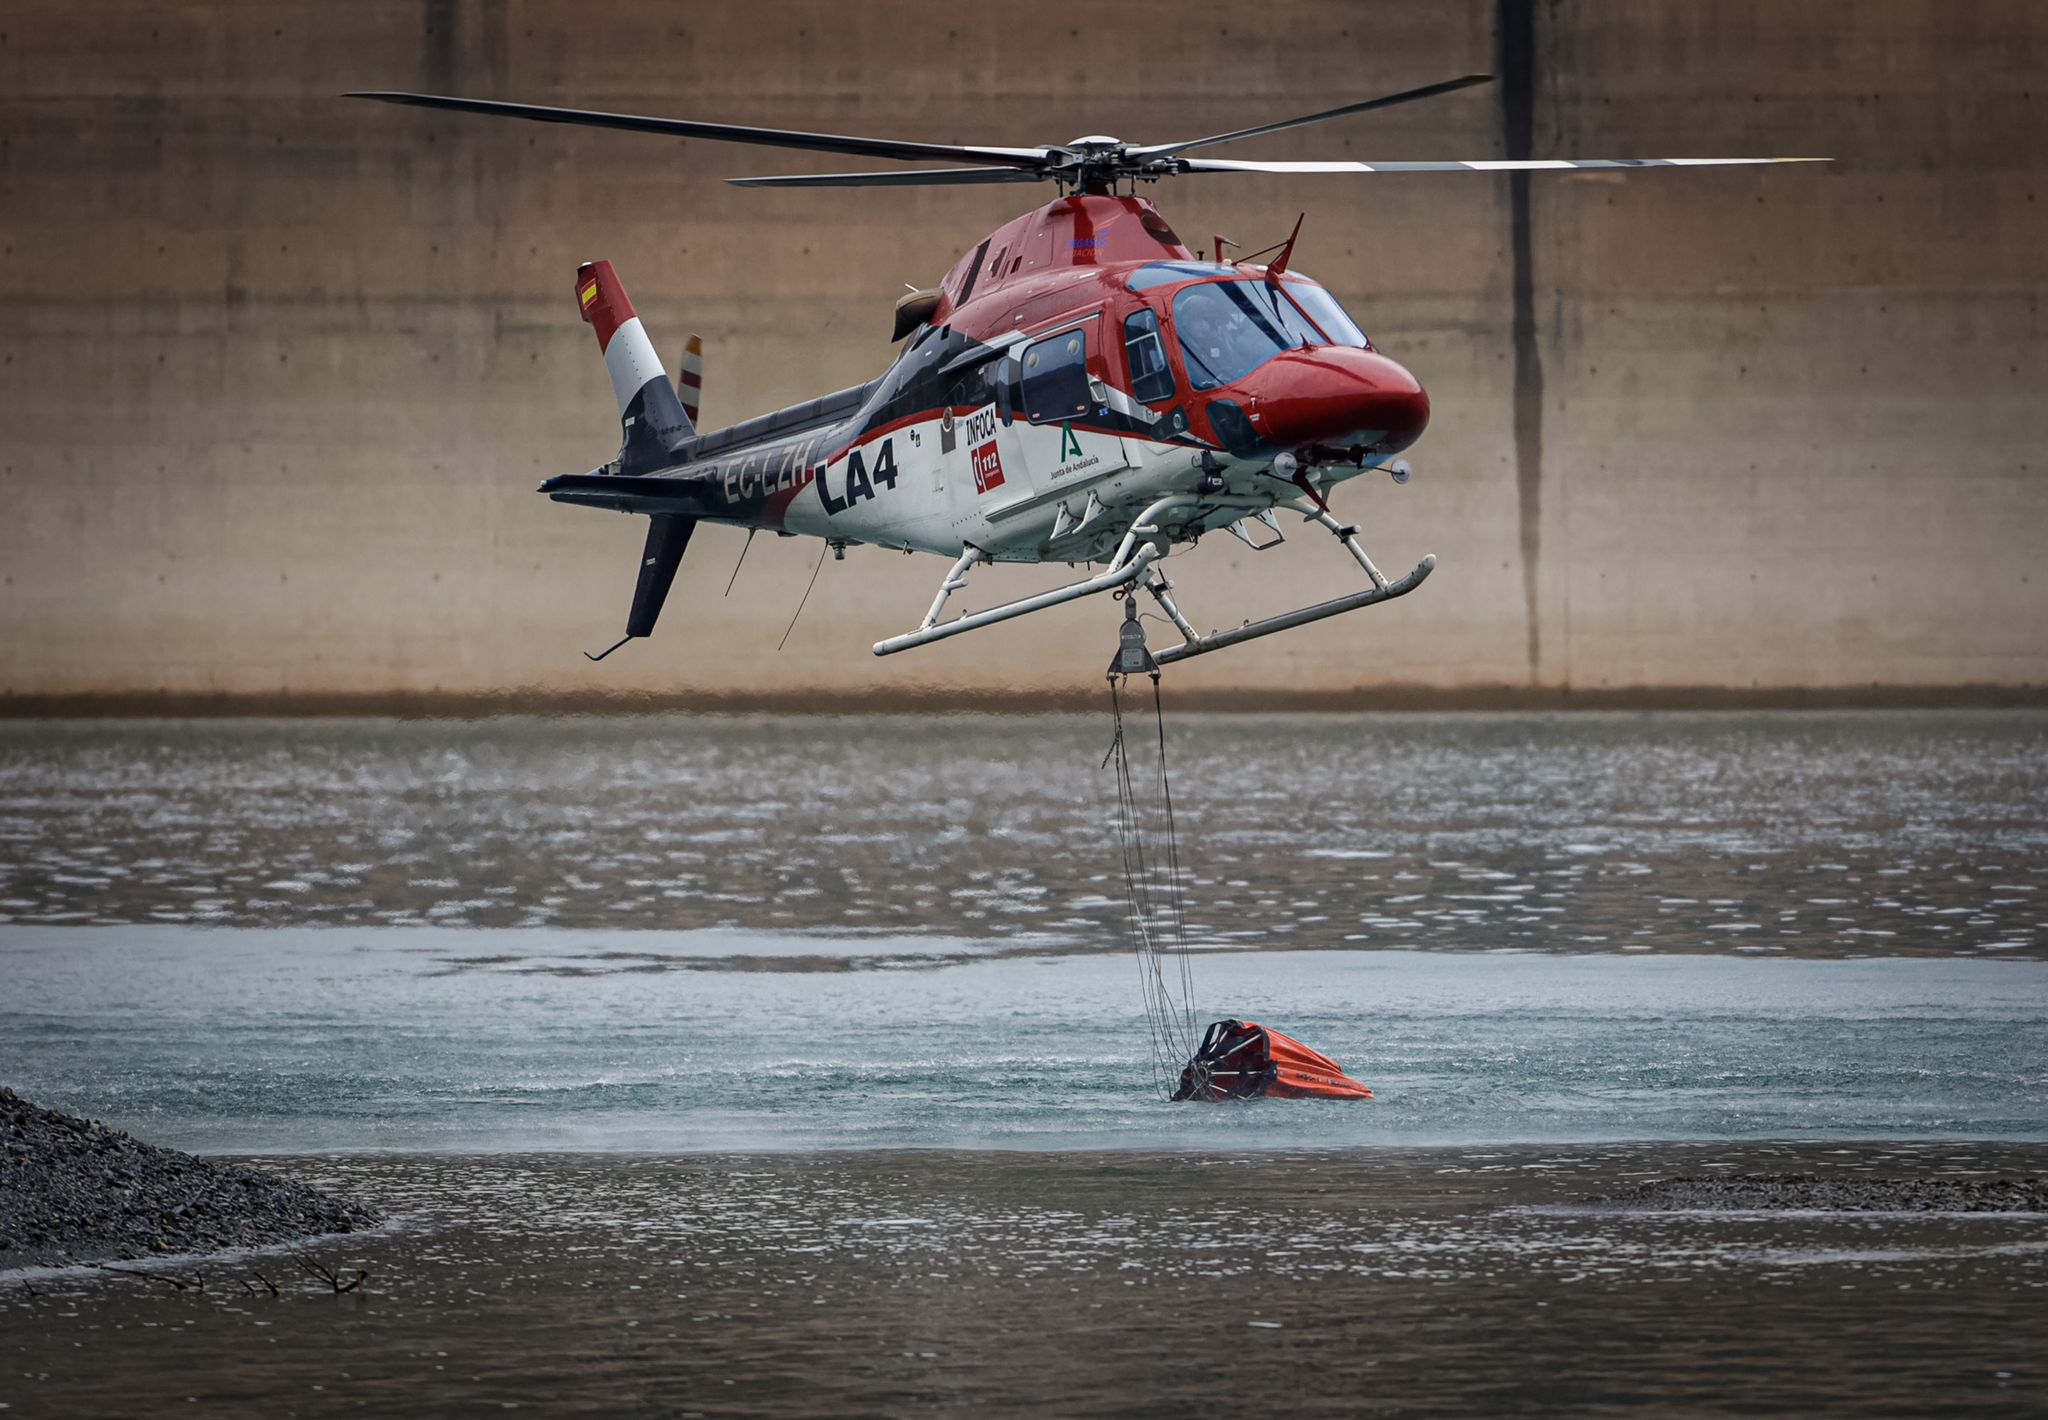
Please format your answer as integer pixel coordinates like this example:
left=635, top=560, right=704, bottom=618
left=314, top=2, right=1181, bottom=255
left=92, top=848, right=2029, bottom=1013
left=1167, top=276, right=1377, bottom=388
left=1172, top=279, right=1309, bottom=390
left=1282, top=276, right=1372, bottom=349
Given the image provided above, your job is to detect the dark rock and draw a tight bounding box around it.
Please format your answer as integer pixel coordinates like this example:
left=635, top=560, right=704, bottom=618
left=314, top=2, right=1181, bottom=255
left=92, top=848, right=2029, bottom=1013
left=1584, top=1172, right=2048, bottom=1213
left=0, top=1086, right=379, bottom=1271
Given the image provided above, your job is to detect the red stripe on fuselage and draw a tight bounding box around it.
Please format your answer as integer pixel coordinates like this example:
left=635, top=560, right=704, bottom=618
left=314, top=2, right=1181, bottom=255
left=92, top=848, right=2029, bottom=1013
left=761, top=470, right=813, bottom=528
left=574, top=260, right=636, bottom=355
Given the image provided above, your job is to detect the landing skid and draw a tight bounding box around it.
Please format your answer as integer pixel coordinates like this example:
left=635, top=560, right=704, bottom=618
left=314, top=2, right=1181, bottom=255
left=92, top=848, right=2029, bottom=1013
left=871, top=493, right=1433, bottom=663
left=1147, top=508, right=1434, bottom=666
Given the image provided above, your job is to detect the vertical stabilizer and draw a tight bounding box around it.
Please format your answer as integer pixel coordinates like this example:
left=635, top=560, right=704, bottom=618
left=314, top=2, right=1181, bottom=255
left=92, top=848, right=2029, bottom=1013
left=575, top=262, right=694, bottom=475
left=627, top=514, right=696, bottom=638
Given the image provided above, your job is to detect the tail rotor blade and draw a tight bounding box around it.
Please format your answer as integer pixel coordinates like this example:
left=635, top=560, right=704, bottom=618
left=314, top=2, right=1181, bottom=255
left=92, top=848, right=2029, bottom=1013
left=676, top=335, right=703, bottom=428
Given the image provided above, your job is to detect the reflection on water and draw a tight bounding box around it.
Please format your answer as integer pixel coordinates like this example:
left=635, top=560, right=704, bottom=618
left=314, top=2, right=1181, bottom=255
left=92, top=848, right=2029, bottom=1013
left=1, top=711, right=2044, bottom=955
left=5, top=1143, right=2044, bottom=1417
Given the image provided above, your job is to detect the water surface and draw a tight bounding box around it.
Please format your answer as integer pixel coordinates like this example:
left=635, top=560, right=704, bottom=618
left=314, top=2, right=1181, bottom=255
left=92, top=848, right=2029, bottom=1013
left=4, top=712, right=2044, bottom=1416
left=4, top=930, right=2042, bottom=1153
left=3, top=711, right=2043, bottom=953
left=7, top=1143, right=2044, bottom=1417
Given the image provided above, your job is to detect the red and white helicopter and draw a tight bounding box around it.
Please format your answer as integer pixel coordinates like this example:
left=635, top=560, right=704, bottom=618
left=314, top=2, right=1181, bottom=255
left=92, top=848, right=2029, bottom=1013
left=354, top=79, right=1819, bottom=669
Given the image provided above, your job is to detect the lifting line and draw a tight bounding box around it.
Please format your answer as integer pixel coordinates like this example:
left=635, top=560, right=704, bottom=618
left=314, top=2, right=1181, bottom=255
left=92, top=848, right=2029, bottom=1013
left=1104, top=667, right=1198, bottom=1099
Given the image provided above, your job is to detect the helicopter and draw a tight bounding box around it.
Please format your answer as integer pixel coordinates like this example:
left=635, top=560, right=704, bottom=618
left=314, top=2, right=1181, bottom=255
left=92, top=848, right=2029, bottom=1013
left=351, top=78, right=1822, bottom=668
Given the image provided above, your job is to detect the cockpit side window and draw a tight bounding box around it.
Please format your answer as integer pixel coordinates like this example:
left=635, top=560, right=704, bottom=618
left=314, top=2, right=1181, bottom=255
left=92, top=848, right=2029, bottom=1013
left=1020, top=328, right=1091, bottom=424
left=1122, top=309, right=1176, bottom=404
left=1171, top=280, right=1307, bottom=391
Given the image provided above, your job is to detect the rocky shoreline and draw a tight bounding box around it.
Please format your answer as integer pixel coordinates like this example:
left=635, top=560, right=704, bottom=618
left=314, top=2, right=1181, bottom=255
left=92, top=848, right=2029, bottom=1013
left=1587, top=1171, right=2048, bottom=1213
left=0, top=1087, right=378, bottom=1271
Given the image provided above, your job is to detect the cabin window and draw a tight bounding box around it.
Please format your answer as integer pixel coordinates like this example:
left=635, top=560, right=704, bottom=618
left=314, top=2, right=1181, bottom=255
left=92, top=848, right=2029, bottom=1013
left=949, top=363, right=993, bottom=411
left=1020, top=328, right=1091, bottom=424
left=1122, top=309, right=1176, bottom=404
left=994, top=354, right=1025, bottom=426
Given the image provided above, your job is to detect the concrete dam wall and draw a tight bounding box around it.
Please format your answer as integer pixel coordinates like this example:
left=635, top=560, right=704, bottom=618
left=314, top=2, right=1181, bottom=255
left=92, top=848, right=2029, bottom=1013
left=2, top=1, right=2043, bottom=705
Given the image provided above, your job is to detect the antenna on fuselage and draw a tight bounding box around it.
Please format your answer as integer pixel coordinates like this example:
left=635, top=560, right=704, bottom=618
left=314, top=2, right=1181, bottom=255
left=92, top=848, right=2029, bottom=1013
left=724, top=527, right=756, bottom=597
left=1267, top=214, right=1305, bottom=278
left=1235, top=214, right=1307, bottom=278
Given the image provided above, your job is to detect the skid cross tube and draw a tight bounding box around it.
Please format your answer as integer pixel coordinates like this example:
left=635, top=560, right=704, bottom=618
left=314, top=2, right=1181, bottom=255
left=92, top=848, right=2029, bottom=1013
left=873, top=494, right=1195, bottom=656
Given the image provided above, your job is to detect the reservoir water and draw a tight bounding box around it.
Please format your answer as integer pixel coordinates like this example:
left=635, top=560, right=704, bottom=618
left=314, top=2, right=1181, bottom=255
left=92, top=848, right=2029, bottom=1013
left=2, top=710, right=2045, bottom=1153
left=4, top=711, right=2046, bottom=1416
left=3, top=928, right=2045, bottom=1153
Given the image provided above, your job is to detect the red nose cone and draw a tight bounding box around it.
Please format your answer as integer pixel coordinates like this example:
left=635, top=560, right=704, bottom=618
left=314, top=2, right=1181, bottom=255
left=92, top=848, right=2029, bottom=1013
left=1236, top=347, right=1430, bottom=454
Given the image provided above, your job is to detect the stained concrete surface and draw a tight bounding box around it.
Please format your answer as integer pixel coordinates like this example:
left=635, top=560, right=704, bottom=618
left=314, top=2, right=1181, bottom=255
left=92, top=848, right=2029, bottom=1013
left=1, top=1, right=2043, bottom=702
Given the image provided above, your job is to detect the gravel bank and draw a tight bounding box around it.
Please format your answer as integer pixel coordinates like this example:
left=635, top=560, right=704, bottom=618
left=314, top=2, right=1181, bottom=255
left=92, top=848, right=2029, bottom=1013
left=1587, top=1172, right=2048, bottom=1213
left=0, top=1087, right=379, bottom=1270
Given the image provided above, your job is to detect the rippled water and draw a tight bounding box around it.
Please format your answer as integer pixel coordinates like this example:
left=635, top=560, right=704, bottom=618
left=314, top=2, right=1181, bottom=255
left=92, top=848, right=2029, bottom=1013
left=3, top=711, right=2046, bottom=1154
left=1, top=711, right=2044, bottom=954
left=5, top=712, right=2045, bottom=1415
left=7, top=1144, right=2046, bottom=1417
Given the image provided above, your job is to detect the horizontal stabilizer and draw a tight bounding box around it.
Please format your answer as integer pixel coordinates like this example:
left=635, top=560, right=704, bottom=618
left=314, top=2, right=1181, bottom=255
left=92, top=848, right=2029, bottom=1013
left=540, top=470, right=709, bottom=514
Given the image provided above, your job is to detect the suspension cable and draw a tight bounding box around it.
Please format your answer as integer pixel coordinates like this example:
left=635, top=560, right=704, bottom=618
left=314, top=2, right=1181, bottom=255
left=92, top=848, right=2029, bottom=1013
left=1105, top=671, right=1197, bottom=1099
left=1152, top=676, right=1198, bottom=1056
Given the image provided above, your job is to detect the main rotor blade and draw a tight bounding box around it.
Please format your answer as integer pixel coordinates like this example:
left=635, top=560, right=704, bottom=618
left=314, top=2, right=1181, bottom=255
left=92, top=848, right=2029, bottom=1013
left=1134, top=74, right=1495, bottom=160
left=347, top=92, right=1048, bottom=170
left=1177, top=155, right=1832, bottom=174
left=728, top=166, right=1050, bottom=188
